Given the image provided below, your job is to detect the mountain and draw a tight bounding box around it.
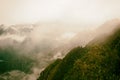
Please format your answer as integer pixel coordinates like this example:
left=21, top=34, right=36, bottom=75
left=37, top=20, right=120, bottom=80
left=0, top=23, right=94, bottom=80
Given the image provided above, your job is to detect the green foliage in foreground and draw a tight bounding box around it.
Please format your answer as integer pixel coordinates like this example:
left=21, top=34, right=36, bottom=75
left=38, top=29, right=120, bottom=80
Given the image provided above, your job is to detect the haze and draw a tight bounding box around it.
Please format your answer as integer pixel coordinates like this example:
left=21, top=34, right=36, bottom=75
left=1, top=0, right=120, bottom=80
left=0, top=0, right=120, bottom=26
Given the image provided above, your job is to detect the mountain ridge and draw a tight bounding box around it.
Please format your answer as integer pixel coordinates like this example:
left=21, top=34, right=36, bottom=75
left=37, top=20, right=120, bottom=80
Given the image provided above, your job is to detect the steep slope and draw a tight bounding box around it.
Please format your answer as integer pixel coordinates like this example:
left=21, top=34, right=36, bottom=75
left=38, top=59, right=62, bottom=80
left=38, top=24, right=120, bottom=80
left=38, top=47, right=88, bottom=80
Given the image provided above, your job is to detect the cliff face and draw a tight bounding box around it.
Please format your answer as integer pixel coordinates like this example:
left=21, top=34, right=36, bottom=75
left=37, top=23, right=120, bottom=80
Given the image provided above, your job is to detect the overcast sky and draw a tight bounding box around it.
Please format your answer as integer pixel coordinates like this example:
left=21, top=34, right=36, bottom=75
left=0, top=0, right=120, bottom=25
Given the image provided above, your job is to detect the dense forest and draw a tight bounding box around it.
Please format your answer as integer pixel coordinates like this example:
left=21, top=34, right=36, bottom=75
left=38, top=28, right=120, bottom=80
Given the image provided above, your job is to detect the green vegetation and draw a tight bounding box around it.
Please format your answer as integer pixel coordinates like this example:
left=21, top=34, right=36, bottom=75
left=0, top=47, right=34, bottom=74
left=38, top=28, right=120, bottom=80
left=39, top=59, right=62, bottom=80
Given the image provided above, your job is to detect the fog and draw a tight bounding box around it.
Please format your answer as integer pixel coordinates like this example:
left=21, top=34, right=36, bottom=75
left=1, top=0, right=120, bottom=25
left=0, top=23, right=96, bottom=80
left=0, top=0, right=120, bottom=79
left=0, top=19, right=120, bottom=80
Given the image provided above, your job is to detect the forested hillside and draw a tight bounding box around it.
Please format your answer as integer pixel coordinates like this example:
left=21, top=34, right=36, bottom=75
left=38, top=27, right=120, bottom=80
